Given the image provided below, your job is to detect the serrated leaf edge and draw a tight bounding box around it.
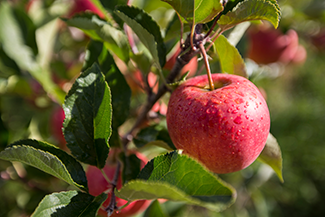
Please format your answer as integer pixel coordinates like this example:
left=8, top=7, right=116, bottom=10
left=0, top=144, right=86, bottom=190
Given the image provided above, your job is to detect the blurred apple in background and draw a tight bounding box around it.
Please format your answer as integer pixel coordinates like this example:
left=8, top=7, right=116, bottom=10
left=246, top=25, right=306, bottom=65
left=50, top=106, right=66, bottom=148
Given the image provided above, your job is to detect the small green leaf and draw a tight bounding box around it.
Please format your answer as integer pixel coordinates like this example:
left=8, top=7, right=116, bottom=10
left=116, top=151, right=236, bottom=212
left=63, top=63, right=112, bottom=168
left=213, top=34, right=247, bottom=77
left=63, top=13, right=130, bottom=62
left=0, top=139, right=88, bottom=191
left=144, top=200, right=168, bottom=217
left=114, top=5, right=166, bottom=69
left=31, top=191, right=107, bottom=217
left=218, top=0, right=281, bottom=31
left=133, top=125, right=176, bottom=150
left=258, top=133, right=283, bottom=182
left=162, top=0, right=223, bottom=24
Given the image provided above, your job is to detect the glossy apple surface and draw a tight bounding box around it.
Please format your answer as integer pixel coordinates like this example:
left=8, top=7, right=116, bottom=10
left=86, top=149, right=150, bottom=217
left=166, top=74, right=270, bottom=174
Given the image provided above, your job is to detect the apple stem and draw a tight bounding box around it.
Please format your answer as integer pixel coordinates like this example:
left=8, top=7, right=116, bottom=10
left=199, top=43, right=214, bottom=90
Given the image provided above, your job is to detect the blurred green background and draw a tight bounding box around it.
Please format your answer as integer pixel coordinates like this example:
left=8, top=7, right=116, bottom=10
left=1, top=0, right=325, bottom=216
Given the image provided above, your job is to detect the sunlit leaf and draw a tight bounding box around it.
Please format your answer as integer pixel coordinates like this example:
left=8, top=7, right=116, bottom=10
left=114, top=5, right=166, bottom=69
left=0, top=139, right=88, bottom=191
left=31, top=191, right=107, bottom=217
left=63, top=13, right=130, bottom=62
left=116, top=151, right=236, bottom=212
left=218, top=0, right=281, bottom=31
left=213, top=34, right=247, bottom=77
left=63, top=63, right=112, bottom=168
left=162, top=0, right=224, bottom=24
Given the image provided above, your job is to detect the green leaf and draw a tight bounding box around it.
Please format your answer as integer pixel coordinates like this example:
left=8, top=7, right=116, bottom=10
left=63, top=13, right=130, bottom=62
left=218, top=0, right=281, bottom=31
left=0, top=2, right=65, bottom=104
left=0, top=139, right=88, bottom=191
left=144, top=200, right=168, bottom=217
left=162, top=0, right=223, bottom=24
left=221, top=0, right=245, bottom=16
left=258, top=133, right=284, bottom=182
left=83, top=40, right=131, bottom=129
left=116, top=151, right=236, bottom=212
left=120, top=152, right=141, bottom=184
left=83, top=40, right=104, bottom=71
left=213, top=34, right=247, bottom=77
left=133, top=125, right=176, bottom=150
left=101, top=50, right=131, bottom=128
left=63, top=63, right=112, bottom=168
left=31, top=191, right=107, bottom=217
left=114, top=5, right=166, bottom=69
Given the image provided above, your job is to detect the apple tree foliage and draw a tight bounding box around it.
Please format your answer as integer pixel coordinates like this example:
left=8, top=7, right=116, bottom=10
left=0, top=0, right=283, bottom=216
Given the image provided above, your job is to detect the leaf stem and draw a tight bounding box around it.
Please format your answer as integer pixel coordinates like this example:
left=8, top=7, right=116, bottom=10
left=199, top=43, right=214, bottom=90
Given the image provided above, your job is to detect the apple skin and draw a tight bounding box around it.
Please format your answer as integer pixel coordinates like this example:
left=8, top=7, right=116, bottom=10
left=166, top=74, right=270, bottom=174
left=247, top=26, right=306, bottom=65
left=86, top=149, right=150, bottom=217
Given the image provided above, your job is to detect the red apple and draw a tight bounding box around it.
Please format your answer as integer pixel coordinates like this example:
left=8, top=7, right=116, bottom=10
left=50, top=106, right=67, bottom=148
left=86, top=149, right=150, bottom=216
left=69, top=0, right=105, bottom=18
left=164, top=45, right=198, bottom=77
left=247, top=26, right=306, bottom=65
left=166, top=74, right=270, bottom=174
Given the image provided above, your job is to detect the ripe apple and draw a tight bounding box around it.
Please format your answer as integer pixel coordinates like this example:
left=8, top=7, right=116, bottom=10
left=86, top=149, right=150, bottom=216
left=247, top=26, right=306, bottom=65
left=166, top=74, right=270, bottom=174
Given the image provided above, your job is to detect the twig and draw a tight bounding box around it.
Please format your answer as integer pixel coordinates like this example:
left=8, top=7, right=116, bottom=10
left=105, top=161, right=121, bottom=216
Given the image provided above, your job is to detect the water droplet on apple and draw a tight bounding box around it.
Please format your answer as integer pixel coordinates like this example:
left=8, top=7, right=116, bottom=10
left=245, top=115, right=249, bottom=120
left=231, top=151, right=235, bottom=154
left=232, top=110, right=238, bottom=114
left=227, top=108, right=231, bottom=113
left=235, top=98, right=244, bottom=104
left=236, top=130, right=242, bottom=136
left=233, top=116, right=242, bottom=124
left=230, top=126, right=235, bottom=133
